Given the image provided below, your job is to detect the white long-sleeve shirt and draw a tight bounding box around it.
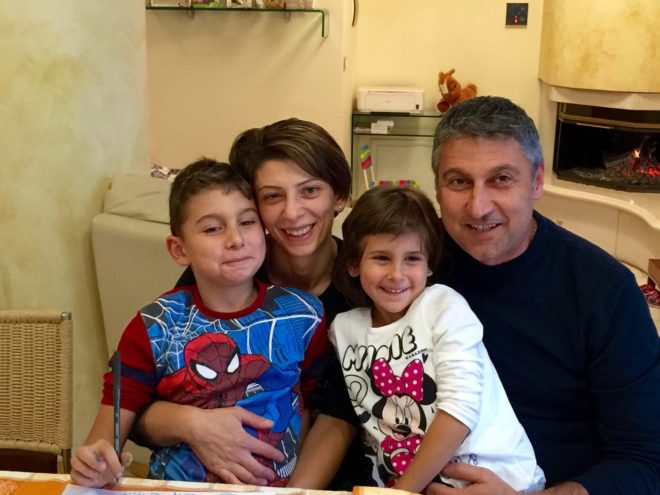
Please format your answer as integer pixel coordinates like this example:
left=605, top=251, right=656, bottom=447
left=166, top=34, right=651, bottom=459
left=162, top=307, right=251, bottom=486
left=330, top=284, right=545, bottom=491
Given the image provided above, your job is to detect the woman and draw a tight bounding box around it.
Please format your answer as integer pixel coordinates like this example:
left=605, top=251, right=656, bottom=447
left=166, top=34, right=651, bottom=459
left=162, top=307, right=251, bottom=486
left=134, top=118, right=368, bottom=488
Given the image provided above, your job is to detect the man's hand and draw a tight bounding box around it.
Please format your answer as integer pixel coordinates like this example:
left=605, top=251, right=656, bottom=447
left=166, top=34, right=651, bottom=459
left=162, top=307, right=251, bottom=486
left=424, top=463, right=588, bottom=495
left=424, top=463, right=520, bottom=495
left=186, top=406, right=284, bottom=485
left=70, top=439, right=133, bottom=487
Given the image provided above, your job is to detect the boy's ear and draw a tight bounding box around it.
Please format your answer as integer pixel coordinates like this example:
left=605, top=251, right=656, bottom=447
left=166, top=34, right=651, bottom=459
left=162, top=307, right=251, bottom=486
left=166, top=235, right=190, bottom=268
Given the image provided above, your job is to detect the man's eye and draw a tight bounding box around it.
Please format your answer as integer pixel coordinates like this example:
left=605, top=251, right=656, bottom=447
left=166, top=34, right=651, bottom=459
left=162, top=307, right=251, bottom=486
left=446, top=177, right=469, bottom=188
left=493, top=175, right=513, bottom=185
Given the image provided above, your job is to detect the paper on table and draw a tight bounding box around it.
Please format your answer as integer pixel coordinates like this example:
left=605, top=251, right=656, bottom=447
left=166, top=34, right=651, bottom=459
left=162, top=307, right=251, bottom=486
left=62, top=486, right=276, bottom=495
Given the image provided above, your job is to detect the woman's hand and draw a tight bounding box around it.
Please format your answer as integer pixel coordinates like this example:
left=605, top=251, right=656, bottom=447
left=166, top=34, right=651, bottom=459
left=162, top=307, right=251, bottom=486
left=70, top=439, right=132, bottom=487
left=181, top=406, right=284, bottom=485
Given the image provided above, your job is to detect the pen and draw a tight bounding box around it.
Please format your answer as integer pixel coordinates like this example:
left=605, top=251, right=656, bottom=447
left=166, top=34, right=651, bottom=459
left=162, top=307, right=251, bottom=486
left=112, top=350, right=121, bottom=459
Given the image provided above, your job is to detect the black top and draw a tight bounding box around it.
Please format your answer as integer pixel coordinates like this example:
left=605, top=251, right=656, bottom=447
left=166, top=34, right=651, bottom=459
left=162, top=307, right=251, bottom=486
left=435, top=211, right=660, bottom=493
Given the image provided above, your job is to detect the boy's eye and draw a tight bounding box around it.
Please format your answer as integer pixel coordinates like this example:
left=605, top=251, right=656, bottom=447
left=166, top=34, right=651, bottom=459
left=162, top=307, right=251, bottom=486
left=204, top=226, right=222, bottom=234
left=240, top=219, right=258, bottom=227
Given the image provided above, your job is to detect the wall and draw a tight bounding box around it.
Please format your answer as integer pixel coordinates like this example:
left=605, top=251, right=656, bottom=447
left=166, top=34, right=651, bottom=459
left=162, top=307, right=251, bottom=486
left=351, top=0, right=545, bottom=203
left=0, top=4, right=148, bottom=449
left=146, top=0, right=354, bottom=169
left=539, top=0, right=660, bottom=92
left=146, top=1, right=546, bottom=173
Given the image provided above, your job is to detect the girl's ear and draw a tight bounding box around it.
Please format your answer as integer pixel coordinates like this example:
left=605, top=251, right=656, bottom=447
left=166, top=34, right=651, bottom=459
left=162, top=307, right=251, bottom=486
left=348, top=261, right=360, bottom=277
left=166, top=235, right=190, bottom=268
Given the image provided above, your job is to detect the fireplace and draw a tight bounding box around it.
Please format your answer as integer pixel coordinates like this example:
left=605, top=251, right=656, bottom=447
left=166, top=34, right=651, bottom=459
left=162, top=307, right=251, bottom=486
left=553, top=103, right=660, bottom=192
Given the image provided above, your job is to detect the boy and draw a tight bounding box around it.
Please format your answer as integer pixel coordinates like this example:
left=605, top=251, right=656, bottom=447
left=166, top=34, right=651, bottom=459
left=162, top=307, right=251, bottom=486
left=71, top=159, right=325, bottom=487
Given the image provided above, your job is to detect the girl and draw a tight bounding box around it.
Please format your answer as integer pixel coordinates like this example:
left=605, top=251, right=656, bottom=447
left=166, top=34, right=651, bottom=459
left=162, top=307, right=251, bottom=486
left=290, top=185, right=545, bottom=493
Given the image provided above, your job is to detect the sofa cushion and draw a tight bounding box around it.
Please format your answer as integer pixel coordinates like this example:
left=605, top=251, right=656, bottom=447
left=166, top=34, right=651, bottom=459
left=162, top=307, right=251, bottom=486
left=103, top=174, right=171, bottom=224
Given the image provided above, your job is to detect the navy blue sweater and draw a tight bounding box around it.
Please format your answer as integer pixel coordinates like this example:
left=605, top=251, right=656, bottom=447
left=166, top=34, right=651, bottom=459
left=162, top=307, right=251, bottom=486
left=437, top=211, right=660, bottom=494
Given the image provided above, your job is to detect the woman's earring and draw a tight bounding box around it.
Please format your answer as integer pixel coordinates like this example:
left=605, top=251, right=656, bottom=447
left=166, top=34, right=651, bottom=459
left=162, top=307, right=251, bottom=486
left=427, top=270, right=433, bottom=277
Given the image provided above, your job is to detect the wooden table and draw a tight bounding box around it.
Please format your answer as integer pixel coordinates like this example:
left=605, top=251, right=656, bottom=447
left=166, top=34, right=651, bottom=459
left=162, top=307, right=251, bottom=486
left=0, top=471, right=348, bottom=495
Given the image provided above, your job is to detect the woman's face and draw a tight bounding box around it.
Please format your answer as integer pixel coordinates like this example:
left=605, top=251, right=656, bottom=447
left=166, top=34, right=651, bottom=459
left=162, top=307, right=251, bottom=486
left=253, top=159, right=345, bottom=260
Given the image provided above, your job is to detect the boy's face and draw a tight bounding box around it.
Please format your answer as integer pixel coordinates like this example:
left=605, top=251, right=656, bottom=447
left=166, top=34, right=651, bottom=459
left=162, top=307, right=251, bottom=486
left=168, top=188, right=266, bottom=290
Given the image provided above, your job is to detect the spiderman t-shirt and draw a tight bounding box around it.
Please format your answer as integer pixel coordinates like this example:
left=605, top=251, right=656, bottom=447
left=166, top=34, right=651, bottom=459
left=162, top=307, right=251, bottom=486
left=101, top=279, right=326, bottom=485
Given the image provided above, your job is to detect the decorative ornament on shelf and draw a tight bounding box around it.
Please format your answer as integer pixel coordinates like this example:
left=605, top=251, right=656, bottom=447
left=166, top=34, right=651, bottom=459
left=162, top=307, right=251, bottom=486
left=436, top=68, right=477, bottom=113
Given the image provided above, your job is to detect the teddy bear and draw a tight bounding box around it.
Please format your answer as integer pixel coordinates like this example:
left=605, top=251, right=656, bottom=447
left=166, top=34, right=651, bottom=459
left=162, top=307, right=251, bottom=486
left=436, top=68, right=477, bottom=113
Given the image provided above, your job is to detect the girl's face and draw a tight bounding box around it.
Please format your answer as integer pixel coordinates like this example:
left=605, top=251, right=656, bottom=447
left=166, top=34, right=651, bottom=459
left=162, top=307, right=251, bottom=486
left=349, top=231, right=430, bottom=327
left=253, top=159, right=345, bottom=260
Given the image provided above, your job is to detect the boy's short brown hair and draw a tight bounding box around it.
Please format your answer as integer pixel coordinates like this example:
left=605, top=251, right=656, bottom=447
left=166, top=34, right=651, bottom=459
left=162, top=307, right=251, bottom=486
left=169, top=158, right=254, bottom=236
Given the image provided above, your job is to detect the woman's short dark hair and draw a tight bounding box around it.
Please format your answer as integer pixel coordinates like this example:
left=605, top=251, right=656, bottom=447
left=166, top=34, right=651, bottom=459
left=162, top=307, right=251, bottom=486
left=334, top=186, right=443, bottom=308
left=169, top=158, right=253, bottom=236
left=229, top=118, right=351, bottom=202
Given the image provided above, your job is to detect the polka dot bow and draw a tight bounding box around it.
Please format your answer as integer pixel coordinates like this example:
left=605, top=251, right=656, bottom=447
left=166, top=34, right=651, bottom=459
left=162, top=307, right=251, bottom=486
left=372, top=358, right=424, bottom=400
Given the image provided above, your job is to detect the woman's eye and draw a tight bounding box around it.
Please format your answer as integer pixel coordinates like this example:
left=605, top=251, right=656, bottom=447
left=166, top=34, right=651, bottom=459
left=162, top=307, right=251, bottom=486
left=260, top=193, right=281, bottom=202
left=302, top=186, right=321, bottom=196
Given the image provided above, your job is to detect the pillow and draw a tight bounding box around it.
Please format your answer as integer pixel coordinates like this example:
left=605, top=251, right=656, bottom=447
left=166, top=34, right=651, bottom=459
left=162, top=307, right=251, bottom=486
left=103, top=174, right=171, bottom=224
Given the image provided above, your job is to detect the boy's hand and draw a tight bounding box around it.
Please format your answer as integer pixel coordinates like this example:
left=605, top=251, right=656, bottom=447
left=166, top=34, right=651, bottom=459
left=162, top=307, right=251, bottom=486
left=70, top=439, right=133, bottom=487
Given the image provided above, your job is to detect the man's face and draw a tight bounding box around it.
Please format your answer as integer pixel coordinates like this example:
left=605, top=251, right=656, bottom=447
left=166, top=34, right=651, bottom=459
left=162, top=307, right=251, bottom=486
left=435, top=137, right=544, bottom=266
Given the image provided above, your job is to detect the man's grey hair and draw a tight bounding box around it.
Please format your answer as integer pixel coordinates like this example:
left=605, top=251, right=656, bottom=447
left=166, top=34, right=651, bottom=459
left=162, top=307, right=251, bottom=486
left=431, top=96, right=544, bottom=182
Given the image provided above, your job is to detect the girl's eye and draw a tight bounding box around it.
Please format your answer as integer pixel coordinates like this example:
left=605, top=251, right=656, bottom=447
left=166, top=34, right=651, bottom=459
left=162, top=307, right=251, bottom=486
left=406, top=255, right=424, bottom=263
left=371, top=255, right=389, bottom=262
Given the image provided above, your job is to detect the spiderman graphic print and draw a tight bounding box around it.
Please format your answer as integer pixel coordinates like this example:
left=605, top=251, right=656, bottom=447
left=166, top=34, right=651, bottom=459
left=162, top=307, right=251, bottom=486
left=105, top=280, right=324, bottom=485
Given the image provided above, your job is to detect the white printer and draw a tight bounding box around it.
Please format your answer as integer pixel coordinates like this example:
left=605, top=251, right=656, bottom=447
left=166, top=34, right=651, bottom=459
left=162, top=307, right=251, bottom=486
left=357, top=87, right=424, bottom=114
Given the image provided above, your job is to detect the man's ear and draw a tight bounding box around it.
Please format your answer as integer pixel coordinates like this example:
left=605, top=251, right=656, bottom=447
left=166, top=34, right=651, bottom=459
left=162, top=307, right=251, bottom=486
left=166, top=235, right=190, bottom=268
left=532, top=162, right=545, bottom=200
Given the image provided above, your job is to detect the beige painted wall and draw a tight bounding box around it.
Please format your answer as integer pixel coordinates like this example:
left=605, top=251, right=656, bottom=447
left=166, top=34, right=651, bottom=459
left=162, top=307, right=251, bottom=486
left=355, top=0, right=545, bottom=121
left=146, top=0, right=353, bottom=169
left=147, top=1, right=545, bottom=167
left=539, top=0, right=660, bottom=92
left=0, top=4, right=148, bottom=449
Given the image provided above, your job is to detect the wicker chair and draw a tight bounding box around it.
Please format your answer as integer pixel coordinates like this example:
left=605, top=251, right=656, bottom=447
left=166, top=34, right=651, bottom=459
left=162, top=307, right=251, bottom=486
left=0, top=310, right=73, bottom=473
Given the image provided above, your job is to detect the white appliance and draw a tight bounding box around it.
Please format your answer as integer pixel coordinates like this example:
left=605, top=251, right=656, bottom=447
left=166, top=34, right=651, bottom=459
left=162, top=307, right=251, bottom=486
left=357, top=87, right=424, bottom=114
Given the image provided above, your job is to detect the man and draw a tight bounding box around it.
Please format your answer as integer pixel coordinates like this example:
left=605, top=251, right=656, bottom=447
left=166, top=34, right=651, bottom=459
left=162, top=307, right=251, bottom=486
left=430, top=96, right=660, bottom=495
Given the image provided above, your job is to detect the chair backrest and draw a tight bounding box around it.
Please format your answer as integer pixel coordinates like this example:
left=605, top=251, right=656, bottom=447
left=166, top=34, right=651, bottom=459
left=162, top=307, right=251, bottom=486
left=0, top=310, right=73, bottom=473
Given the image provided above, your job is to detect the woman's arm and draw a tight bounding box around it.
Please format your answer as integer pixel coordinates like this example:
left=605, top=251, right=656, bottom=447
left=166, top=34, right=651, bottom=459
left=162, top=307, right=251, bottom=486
left=393, top=410, right=469, bottom=493
left=287, top=413, right=357, bottom=489
left=135, top=401, right=284, bottom=485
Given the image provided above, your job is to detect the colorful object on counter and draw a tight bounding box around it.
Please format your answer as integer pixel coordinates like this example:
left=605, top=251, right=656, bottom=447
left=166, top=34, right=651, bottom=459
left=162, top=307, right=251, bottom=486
left=377, top=179, right=419, bottom=188
left=359, top=144, right=376, bottom=189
